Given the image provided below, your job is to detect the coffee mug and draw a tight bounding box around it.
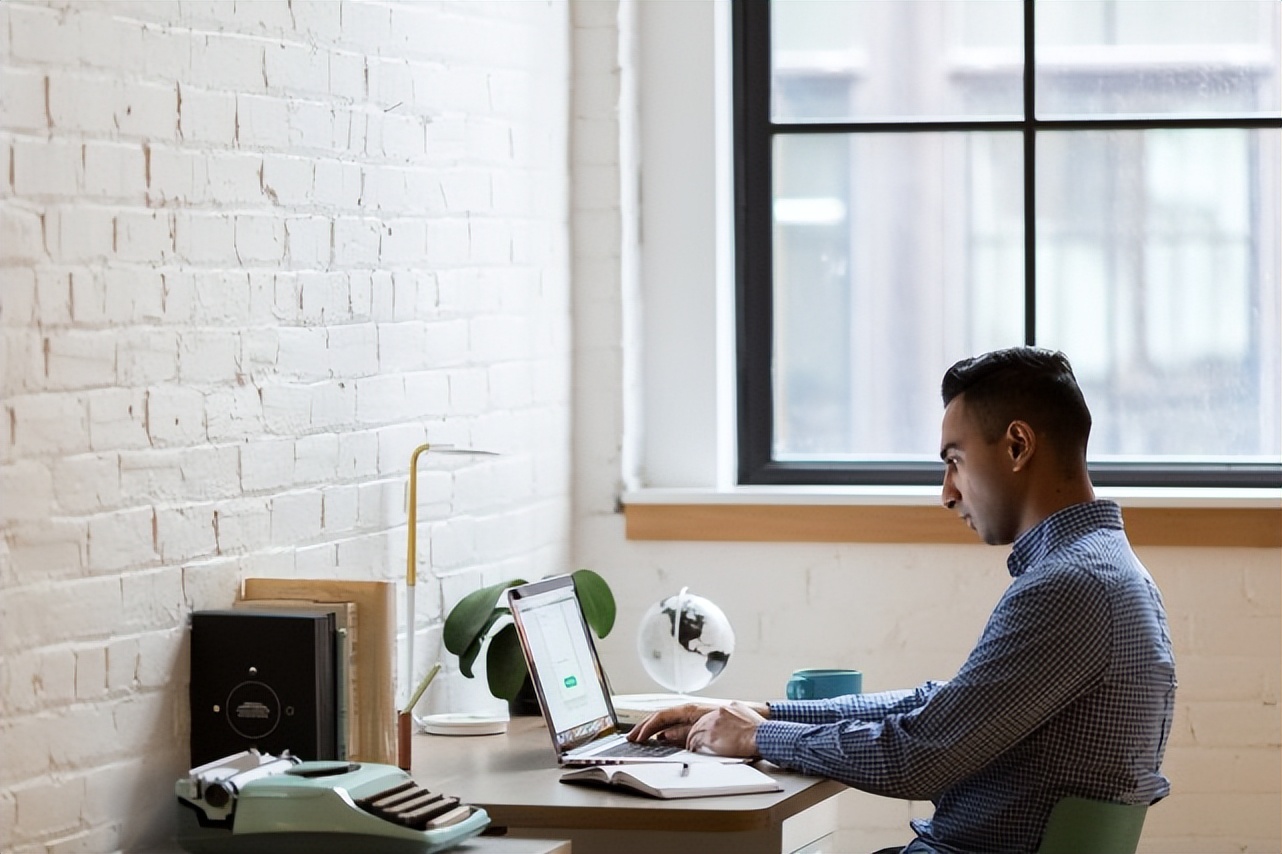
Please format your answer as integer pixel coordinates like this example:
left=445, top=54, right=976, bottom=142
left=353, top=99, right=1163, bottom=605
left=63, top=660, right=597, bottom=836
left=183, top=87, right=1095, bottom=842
left=786, top=668, right=862, bottom=700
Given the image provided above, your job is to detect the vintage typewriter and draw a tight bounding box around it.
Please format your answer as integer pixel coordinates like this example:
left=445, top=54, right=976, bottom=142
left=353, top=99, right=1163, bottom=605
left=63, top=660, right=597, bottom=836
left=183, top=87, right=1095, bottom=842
left=175, top=750, right=490, bottom=854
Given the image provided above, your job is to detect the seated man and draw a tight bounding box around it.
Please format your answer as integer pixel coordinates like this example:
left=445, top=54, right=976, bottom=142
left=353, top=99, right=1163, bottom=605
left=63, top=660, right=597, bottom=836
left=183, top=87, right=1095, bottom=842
left=629, top=347, right=1176, bottom=854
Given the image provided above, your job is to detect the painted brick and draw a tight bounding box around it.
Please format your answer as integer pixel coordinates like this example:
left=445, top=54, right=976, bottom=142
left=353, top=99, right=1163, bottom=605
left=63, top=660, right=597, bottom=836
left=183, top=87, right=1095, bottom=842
left=76, top=9, right=146, bottom=72
left=75, top=647, right=108, bottom=701
left=0, top=67, right=49, bottom=132
left=234, top=214, right=286, bottom=263
left=260, top=383, right=314, bottom=435
left=321, top=484, right=359, bottom=533
left=294, top=433, right=340, bottom=484
left=47, top=71, right=120, bottom=135
left=204, top=385, right=265, bottom=441
left=270, top=490, right=323, bottom=546
left=116, top=329, right=180, bottom=386
left=87, top=506, right=157, bottom=572
left=287, top=99, right=335, bottom=149
left=285, top=217, right=332, bottom=268
left=192, top=34, right=267, bottom=94
left=328, top=49, right=366, bottom=100
left=13, top=139, right=80, bottom=197
left=332, top=217, right=381, bottom=267
left=7, top=4, right=82, bottom=66
left=146, top=385, right=207, bottom=447
left=114, top=210, right=174, bottom=263
left=81, top=142, right=147, bottom=200
left=261, top=154, right=315, bottom=207
left=52, top=453, right=122, bottom=516
left=313, top=159, right=362, bottom=208
left=177, top=85, right=238, bottom=145
left=240, top=437, right=296, bottom=493
left=211, top=498, right=271, bottom=555
left=0, top=205, right=47, bottom=265
left=0, top=460, right=54, bottom=524
left=119, top=445, right=240, bottom=503
left=13, top=778, right=84, bottom=840
left=155, top=505, right=217, bottom=562
left=264, top=41, right=329, bottom=95
left=116, top=80, right=179, bottom=140
left=337, top=430, right=379, bottom=479
left=203, top=152, right=265, bottom=206
left=48, top=206, right=114, bottom=264
left=379, top=218, right=427, bottom=265
left=45, top=330, right=118, bottom=391
left=10, top=393, right=90, bottom=456
left=171, top=212, right=233, bottom=264
left=120, top=566, right=184, bottom=630
left=5, top=518, right=86, bottom=583
left=325, top=324, right=378, bottom=377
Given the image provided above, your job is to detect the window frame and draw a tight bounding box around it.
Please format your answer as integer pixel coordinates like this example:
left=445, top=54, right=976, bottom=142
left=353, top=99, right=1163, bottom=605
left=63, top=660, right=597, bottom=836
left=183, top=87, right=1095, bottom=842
left=733, top=0, right=1282, bottom=490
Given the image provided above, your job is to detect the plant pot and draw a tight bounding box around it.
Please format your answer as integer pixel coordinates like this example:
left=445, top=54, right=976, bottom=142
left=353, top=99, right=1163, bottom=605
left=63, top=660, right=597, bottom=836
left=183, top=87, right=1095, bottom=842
left=507, top=676, right=541, bottom=717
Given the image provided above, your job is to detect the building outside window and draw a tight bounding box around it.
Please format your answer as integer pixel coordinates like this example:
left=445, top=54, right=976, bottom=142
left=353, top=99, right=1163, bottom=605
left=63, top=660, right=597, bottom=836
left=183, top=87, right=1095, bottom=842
left=737, top=0, right=1282, bottom=487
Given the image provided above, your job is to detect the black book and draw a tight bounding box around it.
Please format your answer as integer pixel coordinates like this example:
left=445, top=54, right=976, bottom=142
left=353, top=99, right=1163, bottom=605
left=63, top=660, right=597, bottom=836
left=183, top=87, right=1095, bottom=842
left=189, top=610, right=337, bottom=767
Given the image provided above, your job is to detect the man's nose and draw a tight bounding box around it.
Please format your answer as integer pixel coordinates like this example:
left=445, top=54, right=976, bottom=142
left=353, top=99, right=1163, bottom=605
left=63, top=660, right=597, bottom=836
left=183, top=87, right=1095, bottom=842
left=941, top=471, right=960, bottom=510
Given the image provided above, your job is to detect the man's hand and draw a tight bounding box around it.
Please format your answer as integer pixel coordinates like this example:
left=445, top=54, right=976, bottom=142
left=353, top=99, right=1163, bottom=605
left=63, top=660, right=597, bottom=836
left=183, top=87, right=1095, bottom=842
left=626, top=703, right=719, bottom=746
left=626, top=701, right=770, bottom=759
left=686, top=701, right=767, bottom=759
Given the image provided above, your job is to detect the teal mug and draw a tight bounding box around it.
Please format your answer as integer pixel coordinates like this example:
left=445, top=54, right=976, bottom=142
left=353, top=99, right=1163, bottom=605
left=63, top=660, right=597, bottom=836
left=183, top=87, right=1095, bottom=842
left=786, top=668, right=862, bottom=700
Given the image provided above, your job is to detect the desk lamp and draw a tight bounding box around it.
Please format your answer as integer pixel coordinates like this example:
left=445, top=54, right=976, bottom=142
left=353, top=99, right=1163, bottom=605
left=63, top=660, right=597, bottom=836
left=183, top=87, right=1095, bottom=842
left=403, top=442, right=498, bottom=721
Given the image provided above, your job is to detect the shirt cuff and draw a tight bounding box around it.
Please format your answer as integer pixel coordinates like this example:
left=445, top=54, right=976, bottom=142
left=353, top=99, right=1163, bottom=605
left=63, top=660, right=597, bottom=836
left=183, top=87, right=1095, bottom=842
left=755, top=719, right=812, bottom=766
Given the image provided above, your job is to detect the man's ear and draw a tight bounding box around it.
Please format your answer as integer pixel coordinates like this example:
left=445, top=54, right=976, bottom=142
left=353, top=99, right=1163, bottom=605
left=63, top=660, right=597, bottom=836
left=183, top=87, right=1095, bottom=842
left=1006, top=421, right=1036, bottom=471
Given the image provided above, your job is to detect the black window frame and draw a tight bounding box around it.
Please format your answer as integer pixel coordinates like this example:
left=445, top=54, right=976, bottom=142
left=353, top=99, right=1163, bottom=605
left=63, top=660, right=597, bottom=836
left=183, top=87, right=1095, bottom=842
left=734, top=0, right=1282, bottom=489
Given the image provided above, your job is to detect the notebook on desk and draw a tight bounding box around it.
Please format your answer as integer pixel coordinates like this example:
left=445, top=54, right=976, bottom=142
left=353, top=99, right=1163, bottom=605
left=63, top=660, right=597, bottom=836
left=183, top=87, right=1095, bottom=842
left=507, top=575, right=743, bottom=767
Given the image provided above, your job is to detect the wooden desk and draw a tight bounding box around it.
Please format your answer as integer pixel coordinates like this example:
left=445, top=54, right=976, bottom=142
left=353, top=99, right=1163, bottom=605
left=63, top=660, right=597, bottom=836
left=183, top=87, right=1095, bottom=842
left=409, top=717, right=846, bottom=854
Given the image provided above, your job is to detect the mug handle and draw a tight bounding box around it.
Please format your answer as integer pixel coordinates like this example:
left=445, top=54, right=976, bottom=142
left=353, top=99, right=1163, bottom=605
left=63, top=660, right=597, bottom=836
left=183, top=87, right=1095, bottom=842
left=785, top=676, right=811, bottom=700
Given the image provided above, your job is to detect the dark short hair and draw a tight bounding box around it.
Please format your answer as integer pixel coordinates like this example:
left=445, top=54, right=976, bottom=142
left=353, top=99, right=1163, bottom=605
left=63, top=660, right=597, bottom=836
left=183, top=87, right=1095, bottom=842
left=941, top=347, right=1092, bottom=455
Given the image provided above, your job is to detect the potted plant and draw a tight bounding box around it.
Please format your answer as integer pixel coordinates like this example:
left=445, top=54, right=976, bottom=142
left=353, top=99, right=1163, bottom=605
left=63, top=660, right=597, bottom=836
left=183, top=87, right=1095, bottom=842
left=442, top=569, right=616, bottom=711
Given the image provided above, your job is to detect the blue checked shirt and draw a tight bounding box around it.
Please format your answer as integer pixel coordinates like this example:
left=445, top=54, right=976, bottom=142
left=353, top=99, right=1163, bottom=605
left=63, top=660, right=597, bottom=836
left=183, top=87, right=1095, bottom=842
left=757, top=501, right=1176, bottom=854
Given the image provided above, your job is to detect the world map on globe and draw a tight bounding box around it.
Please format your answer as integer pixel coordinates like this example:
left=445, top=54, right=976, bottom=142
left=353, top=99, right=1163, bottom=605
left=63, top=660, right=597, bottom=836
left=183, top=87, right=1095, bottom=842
left=636, top=589, right=736, bottom=693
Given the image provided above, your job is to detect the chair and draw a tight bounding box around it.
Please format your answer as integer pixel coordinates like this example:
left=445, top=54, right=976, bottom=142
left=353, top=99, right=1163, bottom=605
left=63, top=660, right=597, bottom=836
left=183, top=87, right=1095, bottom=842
left=1036, top=796, right=1149, bottom=854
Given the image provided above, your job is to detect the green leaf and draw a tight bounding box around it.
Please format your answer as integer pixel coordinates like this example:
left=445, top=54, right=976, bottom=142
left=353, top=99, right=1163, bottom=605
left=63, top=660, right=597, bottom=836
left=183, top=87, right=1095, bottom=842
left=457, top=610, right=505, bottom=679
left=572, top=568, right=615, bottom=638
left=443, top=579, right=524, bottom=655
left=486, top=622, right=530, bottom=701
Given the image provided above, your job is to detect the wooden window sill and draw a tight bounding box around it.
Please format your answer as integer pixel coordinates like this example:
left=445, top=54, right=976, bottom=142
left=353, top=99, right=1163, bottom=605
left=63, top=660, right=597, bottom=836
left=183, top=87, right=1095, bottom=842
left=621, top=489, right=1281, bottom=548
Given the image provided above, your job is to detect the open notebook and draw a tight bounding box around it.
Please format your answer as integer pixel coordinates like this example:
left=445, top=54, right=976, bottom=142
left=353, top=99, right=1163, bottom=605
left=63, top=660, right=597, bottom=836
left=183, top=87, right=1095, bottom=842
left=507, top=575, right=742, bottom=767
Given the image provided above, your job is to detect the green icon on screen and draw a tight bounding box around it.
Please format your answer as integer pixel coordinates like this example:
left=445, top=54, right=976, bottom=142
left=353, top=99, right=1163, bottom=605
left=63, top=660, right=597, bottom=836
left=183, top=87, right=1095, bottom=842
left=564, top=676, right=577, bottom=688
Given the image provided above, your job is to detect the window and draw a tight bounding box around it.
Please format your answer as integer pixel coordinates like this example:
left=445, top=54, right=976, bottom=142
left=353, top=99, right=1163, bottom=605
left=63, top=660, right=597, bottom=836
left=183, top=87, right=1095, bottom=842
left=735, top=0, right=1282, bottom=488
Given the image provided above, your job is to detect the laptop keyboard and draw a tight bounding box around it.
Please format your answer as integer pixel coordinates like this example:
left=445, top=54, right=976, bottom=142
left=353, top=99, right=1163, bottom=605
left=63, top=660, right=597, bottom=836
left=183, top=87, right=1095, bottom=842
left=592, top=739, right=683, bottom=759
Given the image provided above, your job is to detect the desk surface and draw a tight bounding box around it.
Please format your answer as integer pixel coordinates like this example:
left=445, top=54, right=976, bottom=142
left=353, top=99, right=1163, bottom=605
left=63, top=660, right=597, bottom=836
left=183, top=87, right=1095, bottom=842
left=409, top=717, right=845, bottom=834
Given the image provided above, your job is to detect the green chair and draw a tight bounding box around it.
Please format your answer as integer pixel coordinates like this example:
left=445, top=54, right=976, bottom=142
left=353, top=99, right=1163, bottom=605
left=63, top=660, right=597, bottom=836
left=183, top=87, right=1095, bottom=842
left=1036, top=796, right=1150, bottom=854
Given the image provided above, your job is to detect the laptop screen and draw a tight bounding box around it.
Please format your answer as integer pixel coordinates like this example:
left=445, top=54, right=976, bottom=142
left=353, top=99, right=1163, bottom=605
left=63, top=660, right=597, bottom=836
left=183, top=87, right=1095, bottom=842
left=508, top=577, right=617, bottom=752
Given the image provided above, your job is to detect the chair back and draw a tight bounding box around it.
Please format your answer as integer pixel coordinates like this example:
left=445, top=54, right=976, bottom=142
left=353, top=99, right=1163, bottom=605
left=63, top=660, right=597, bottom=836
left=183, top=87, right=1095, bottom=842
left=1036, top=796, right=1149, bottom=854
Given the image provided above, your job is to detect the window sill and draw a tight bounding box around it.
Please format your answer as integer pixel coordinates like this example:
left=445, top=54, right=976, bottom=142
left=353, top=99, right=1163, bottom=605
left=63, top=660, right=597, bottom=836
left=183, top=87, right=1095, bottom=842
left=621, top=487, right=1282, bottom=547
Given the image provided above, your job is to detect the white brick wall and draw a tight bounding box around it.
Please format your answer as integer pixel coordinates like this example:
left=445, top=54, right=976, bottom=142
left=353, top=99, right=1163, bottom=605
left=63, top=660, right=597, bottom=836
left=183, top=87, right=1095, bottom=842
left=1, top=1, right=571, bottom=851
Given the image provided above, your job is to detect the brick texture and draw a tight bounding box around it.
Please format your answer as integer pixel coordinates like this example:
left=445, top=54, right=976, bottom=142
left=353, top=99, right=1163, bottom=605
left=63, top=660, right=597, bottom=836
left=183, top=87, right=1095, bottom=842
left=0, top=1, right=571, bottom=850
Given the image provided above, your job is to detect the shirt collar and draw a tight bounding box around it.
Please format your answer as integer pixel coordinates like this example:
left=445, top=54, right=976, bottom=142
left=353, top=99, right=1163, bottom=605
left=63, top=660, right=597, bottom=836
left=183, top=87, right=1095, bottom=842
left=1006, top=500, right=1124, bottom=578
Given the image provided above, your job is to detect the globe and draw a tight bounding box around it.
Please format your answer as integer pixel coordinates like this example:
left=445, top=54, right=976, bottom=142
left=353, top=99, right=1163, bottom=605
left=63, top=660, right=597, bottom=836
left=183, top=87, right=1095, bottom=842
left=636, top=588, right=735, bottom=693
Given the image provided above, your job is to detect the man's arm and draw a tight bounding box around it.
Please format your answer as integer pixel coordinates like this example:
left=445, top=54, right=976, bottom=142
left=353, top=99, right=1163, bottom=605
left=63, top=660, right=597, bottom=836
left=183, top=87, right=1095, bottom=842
left=757, top=569, right=1112, bottom=799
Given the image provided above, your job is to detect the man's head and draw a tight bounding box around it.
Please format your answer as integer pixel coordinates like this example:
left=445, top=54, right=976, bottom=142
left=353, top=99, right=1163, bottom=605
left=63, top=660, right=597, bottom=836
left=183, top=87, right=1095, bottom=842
left=938, top=348, right=1093, bottom=544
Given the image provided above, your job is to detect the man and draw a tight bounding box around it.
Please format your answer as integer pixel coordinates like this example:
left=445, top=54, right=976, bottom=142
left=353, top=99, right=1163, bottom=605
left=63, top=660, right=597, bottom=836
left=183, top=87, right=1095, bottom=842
left=628, top=347, right=1176, bottom=854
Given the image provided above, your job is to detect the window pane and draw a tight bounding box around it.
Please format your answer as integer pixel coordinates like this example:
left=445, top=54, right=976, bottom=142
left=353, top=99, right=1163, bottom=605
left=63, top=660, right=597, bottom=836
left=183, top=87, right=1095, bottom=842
left=1036, top=128, right=1282, bottom=462
left=772, top=132, right=1024, bottom=460
left=1036, top=0, right=1282, bottom=119
left=771, top=0, right=1024, bottom=122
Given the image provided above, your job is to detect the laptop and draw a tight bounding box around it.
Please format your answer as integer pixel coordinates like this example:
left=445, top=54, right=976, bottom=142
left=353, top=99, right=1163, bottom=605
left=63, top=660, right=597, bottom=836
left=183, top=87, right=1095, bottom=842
left=507, top=575, right=742, bottom=767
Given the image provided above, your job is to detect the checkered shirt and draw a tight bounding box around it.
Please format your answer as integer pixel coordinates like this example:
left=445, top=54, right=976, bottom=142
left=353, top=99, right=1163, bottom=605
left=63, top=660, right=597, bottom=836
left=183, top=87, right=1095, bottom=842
left=756, top=500, right=1176, bottom=854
